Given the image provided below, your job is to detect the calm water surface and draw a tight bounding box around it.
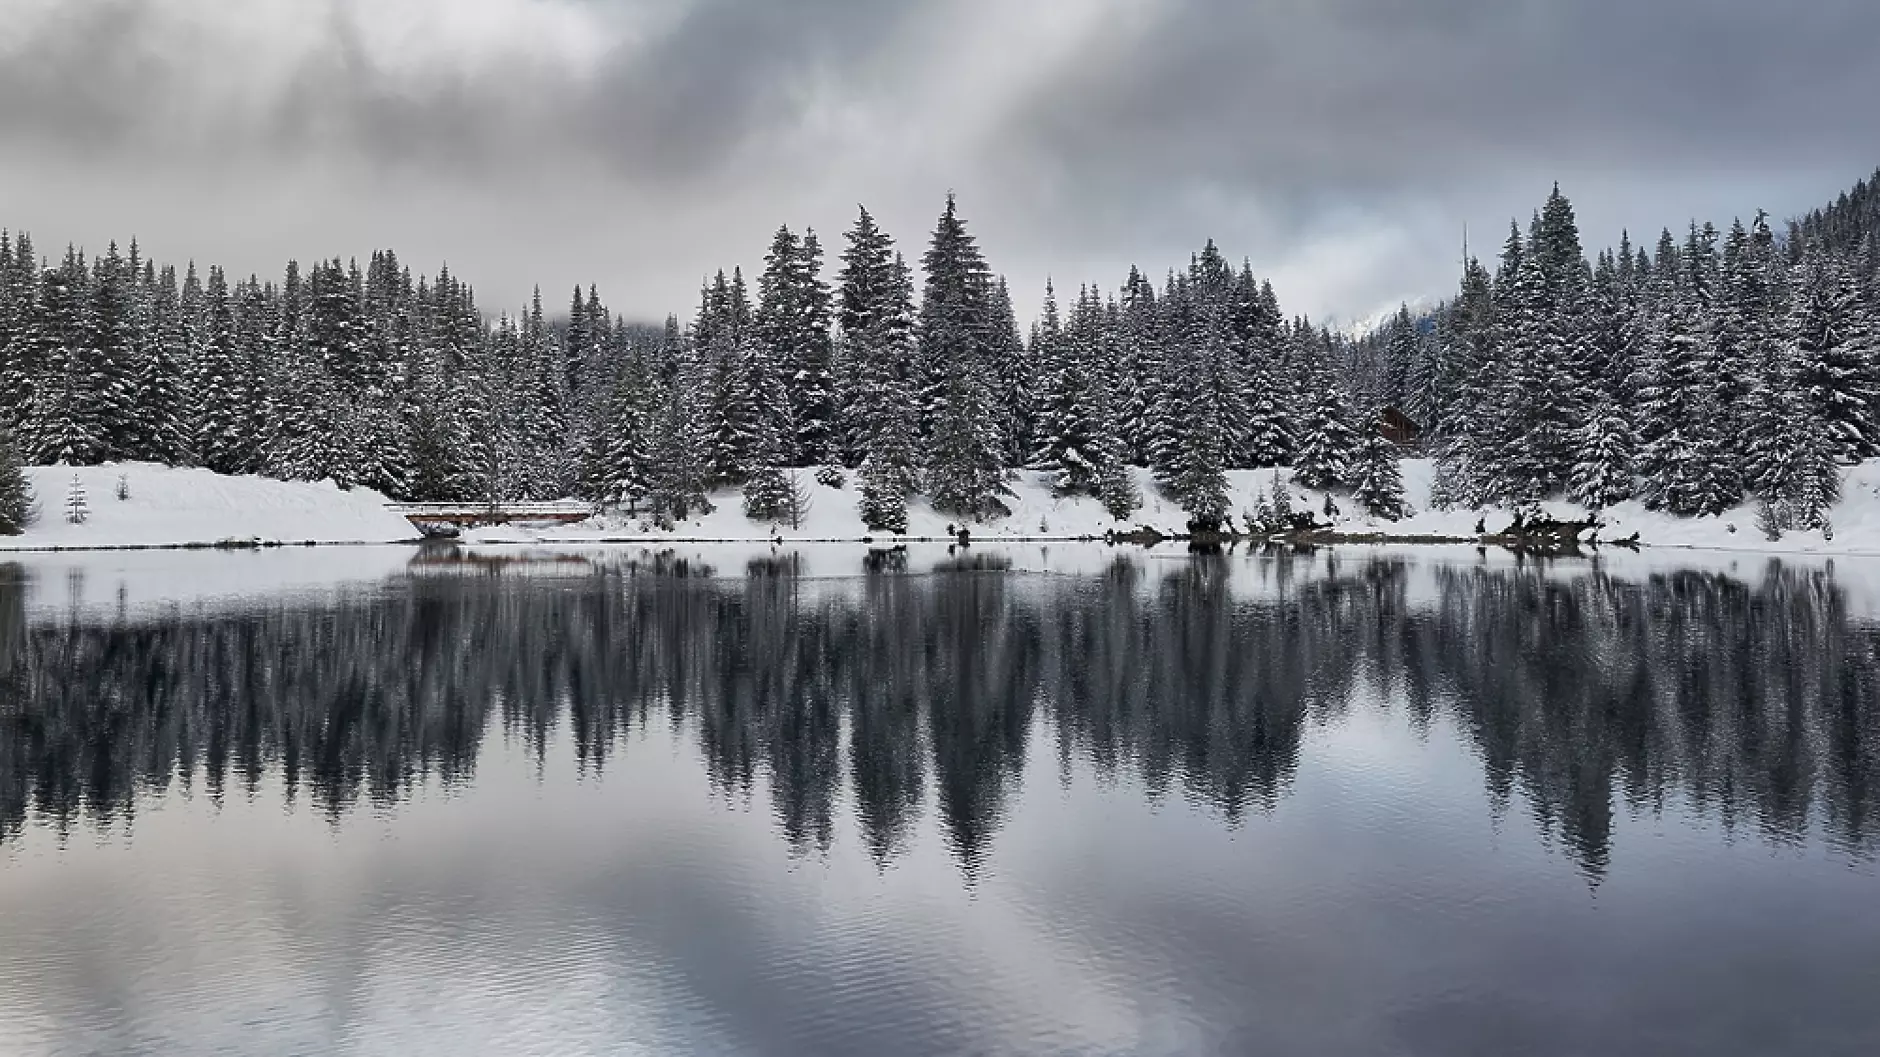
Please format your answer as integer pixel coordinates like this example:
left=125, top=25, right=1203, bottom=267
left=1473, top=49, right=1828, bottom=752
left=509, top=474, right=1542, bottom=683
left=0, top=545, right=1876, bottom=1057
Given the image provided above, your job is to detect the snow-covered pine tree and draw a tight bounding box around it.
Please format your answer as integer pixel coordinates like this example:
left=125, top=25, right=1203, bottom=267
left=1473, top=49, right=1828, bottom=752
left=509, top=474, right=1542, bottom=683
left=1567, top=401, right=1636, bottom=509
left=0, top=430, right=32, bottom=534
left=741, top=345, right=798, bottom=524
left=1774, top=413, right=1842, bottom=531
left=987, top=277, right=1034, bottom=466
left=191, top=266, right=248, bottom=474
left=19, top=249, right=104, bottom=466
left=598, top=357, right=658, bottom=514
left=1116, top=266, right=1158, bottom=465
left=919, top=195, right=1009, bottom=520
left=697, top=271, right=761, bottom=485
left=1290, top=329, right=1360, bottom=491
left=742, top=464, right=793, bottom=523
left=835, top=211, right=924, bottom=514
left=87, top=242, right=140, bottom=460
left=63, top=474, right=87, bottom=525
left=1351, top=433, right=1410, bottom=520
left=1492, top=247, right=1580, bottom=501
left=927, top=355, right=1010, bottom=520
left=1164, top=330, right=1232, bottom=532
left=793, top=229, right=837, bottom=465
left=1789, top=249, right=1879, bottom=463
left=1033, top=281, right=1111, bottom=494
left=127, top=261, right=189, bottom=465
left=1095, top=452, right=1140, bottom=521
left=857, top=455, right=909, bottom=535
left=1146, top=271, right=1191, bottom=491
left=0, top=232, right=36, bottom=436
left=1270, top=469, right=1294, bottom=524
left=647, top=374, right=713, bottom=527
left=1427, top=254, right=1495, bottom=507
left=1634, top=242, right=1740, bottom=517
left=1235, top=345, right=1292, bottom=469
left=833, top=206, right=897, bottom=466
left=1246, top=489, right=1274, bottom=535
left=756, top=225, right=835, bottom=466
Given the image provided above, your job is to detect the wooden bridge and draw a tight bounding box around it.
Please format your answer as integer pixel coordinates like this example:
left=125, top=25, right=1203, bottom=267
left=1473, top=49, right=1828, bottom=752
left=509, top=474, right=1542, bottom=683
left=389, top=501, right=596, bottom=535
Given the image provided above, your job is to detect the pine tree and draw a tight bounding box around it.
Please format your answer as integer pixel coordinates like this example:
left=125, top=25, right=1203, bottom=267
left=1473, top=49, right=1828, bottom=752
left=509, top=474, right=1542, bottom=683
left=63, top=474, right=87, bottom=525
left=1776, top=418, right=1842, bottom=531
left=927, top=357, right=1010, bottom=520
left=1095, top=455, right=1140, bottom=521
left=192, top=266, right=248, bottom=474
left=1116, top=267, right=1157, bottom=464
left=834, top=206, right=900, bottom=464
left=1568, top=402, right=1636, bottom=509
left=857, top=456, right=909, bottom=534
left=21, top=250, right=104, bottom=465
left=1635, top=263, right=1740, bottom=516
left=1167, top=331, right=1232, bottom=531
left=0, top=430, right=33, bottom=534
left=987, top=277, right=1034, bottom=465
left=1291, top=329, right=1360, bottom=492
left=1033, top=281, right=1109, bottom=493
left=1491, top=249, right=1579, bottom=500
left=742, top=463, right=794, bottom=523
left=85, top=242, right=140, bottom=460
left=757, top=225, right=836, bottom=465
left=1789, top=251, right=1878, bottom=462
left=1756, top=392, right=1843, bottom=532
left=646, top=377, right=712, bottom=527
left=127, top=262, right=189, bottom=465
left=919, top=195, right=1009, bottom=520
left=696, top=272, right=762, bottom=484
left=1351, top=434, right=1410, bottom=520
left=598, top=358, right=658, bottom=513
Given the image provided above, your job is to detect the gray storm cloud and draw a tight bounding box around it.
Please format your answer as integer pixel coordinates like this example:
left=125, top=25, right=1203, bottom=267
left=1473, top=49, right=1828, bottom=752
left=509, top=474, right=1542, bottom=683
left=0, top=0, right=1875, bottom=325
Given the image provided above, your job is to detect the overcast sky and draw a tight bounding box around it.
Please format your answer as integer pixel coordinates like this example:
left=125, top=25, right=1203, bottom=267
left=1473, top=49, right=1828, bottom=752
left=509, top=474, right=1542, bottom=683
left=1, top=0, right=1876, bottom=328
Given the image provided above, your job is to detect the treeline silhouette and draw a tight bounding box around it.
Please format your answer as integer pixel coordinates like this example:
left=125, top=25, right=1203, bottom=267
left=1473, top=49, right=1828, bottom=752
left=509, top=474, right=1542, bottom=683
left=0, top=552, right=1873, bottom=878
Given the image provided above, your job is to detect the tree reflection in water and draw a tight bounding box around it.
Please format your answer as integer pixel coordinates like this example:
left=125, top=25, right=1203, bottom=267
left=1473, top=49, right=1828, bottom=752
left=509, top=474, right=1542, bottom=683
left=1, top=551, right=1874, bottom=879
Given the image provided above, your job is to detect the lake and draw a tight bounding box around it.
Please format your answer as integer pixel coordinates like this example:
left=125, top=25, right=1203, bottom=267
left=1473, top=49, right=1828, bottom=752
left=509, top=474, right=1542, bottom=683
left=1, top=544, right=1876, bottom=1057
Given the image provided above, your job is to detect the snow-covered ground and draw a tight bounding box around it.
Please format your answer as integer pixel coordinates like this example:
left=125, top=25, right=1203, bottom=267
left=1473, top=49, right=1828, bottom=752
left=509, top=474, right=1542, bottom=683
left=5, top=458, right=1878, bottom=557
left=465, top=460, right=1878, bottom=557
left=1, top=463, right=419, bottom=550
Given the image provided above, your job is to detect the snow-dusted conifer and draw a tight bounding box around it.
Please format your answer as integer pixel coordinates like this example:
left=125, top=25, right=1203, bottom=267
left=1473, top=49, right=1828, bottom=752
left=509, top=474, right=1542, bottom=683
left=0, top=431, right=32, bottom=534
left=647, top=379, right=712, bottom=527
left=919, top=195, right=1009, bottom=520
left=1351, top=434, right=1410, bottom=519
left=63, top=474, right=87, bottom=525
left=1789, top=251, right=1878, bottom=462
left=1291, top=373, right=1359, bottom=491
left=857, top=457, right=909, bottom=535
left=1568, top=402, right=1636, bottom=509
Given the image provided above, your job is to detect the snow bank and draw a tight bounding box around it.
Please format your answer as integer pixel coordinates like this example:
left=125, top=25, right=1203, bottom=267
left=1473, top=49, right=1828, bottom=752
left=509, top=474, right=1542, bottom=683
left=11, top=458, right=1880, bottom=559
left=1386, top=458, right=1874, bottom=557
left=466, top=459, right=1880, bottom=558
left=2, top=463, right=420, bottom=550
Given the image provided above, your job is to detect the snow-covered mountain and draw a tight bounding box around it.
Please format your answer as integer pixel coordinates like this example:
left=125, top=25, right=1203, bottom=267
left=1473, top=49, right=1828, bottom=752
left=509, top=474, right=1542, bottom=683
left=1338, top=294, right=1442, bottom=339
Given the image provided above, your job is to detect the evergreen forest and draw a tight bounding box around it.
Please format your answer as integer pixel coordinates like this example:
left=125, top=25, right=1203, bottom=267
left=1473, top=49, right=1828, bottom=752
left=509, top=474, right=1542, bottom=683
left=2, top=169, right=1877, bottom=532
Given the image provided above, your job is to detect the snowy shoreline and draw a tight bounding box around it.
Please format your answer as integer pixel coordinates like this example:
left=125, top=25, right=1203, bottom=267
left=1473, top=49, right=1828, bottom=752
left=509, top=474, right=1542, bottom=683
left=6, top=458, right=1879, bottom=556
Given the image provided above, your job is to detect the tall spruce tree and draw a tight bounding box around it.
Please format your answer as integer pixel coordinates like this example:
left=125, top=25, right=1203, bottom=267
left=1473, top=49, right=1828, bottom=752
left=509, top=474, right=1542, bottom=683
left=919, top=195, right=1008, bottom=520
left=0, top=429, right=32, bottom=533
left=1789, top=250, right=1878, bottom=463
left=1291, top=327, right=1360, bottom=492
left=1351, top=433, right=1409, bottom=520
